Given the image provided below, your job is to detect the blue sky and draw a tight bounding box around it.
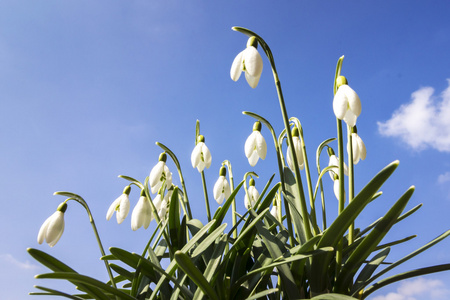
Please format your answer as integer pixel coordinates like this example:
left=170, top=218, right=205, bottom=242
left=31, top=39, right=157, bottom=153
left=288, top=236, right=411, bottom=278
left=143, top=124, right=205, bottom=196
left=1, top=1, right=450, bottom=299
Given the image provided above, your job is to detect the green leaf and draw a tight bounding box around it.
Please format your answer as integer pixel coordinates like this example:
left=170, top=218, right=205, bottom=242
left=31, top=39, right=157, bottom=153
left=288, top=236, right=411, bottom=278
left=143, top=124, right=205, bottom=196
left=352, top=247, right=390, bottom=293
left=109, top=263, right=134, bottom=282
left=310, top=294, right=358, bottom=300
left=352, top=229, right=450, bottom=296
left=362, top=264, right=450, bottom=299
left=31, top=286, right=85, bottom=299
left=35, top=272, right=134, bottom=300
left=168, top=187, right=180, bottom=251
left=310, top=160, right=399, bottom=295
left=247, top=288, right=278, bottom=300
left=174, top=251, right=219, bottom=300
left=27, top=248, right=105, bottom=299
left=109, top=247, right=157, bottom=281
left=334, top=186, right=414, bottom=292
left=253, top=208, right=302, bottom=300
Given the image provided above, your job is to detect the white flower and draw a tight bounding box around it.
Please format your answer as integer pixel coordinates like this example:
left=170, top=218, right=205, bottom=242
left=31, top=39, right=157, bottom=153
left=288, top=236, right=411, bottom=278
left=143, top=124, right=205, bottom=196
left=106, top=186, right=131, bottom=224
left=213, top=167, right=231, bottom=205
left=158, top=198, right=168, bottom=220
left=333, top=176, right=345, bottom=201
left=191, top=136, right=212, bottom=172
left=270, top=205, right=279, bottom=220
left=131, top=193, right=152, bottom=231
left=328, top=153, right=348, bottom=181
left=245, top=122, right=267, bottom=167
left=230, top=37, right=263, bottom=88
left=37, top=203, right=67, bottom=247
left=333, top=79, right=361, bottom=127
left=286, top=135, right=304, bottom=171
left=150, top=191, right=171, bottom=222
left=348, top=132, right=367, bottom=164
left=149, top=154, right=173, bottom=194
left=244, top=180, right=259, bottom=209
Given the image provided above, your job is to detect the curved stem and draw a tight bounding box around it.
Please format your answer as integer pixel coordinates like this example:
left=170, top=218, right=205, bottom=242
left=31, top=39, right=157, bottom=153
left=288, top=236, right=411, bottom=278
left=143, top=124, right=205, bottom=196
left=54, top=192, right=117, bottom=291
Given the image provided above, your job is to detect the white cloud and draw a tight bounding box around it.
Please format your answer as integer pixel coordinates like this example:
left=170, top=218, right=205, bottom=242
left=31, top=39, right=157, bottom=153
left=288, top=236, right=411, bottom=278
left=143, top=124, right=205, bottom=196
left=378, top=80, right=450, bottom=152
left=0, top=253, right=39, bottom=270
left=371, top=277, right=450, bottom=300
left=438, top=171, right=450, bottom=184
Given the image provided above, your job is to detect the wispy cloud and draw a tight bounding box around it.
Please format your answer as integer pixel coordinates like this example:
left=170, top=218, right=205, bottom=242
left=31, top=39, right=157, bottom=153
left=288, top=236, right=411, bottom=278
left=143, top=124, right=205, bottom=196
left=371, top=277, right=450, bottom=300
left=438, top=171, right=450, bottom=184
left=378, top=80, right=450, bottom=152
left=0, top=253, right=39, bottom=270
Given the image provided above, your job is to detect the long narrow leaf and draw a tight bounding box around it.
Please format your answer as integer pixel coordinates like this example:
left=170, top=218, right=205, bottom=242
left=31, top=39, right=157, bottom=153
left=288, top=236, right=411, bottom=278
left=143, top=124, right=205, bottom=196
left=334, top=186, right=414, bottom=292
left=310, top=160, right=399, bottom=294
left=174, top=251, right=219, bottom=300
left=30, top=286, right=85, bottom=299
left=35, top=272, right=134, bottom=300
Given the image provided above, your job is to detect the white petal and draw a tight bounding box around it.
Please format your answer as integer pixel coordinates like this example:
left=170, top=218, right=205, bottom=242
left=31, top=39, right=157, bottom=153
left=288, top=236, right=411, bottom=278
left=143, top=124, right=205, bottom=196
left=328, top=155, right=339, bottom=180
left=255, top=132, right=267, bottom=160
left=149, top=162, right=164, bottom=190
left=270, top=205, right=278, bottom=219
left=106, top=197, right=121, bottom=221
left=243, top=47, right=263, bottom=77
left=131, top=196, right=151, bottom=231
left=286, top=145, right=294, bottom=171
left=191, top=143, right=202, bottom=169
left=244, top=71, right=261, bottom=89
left=116, top=195, right=130, bottom=224
left=343, top=109, right=357, bottom=127
left=158, top=199, right=168, bottom=220
left=37, top=215, right=52, bottom=244
left=230, top=50, right=244, bottom=81
left=248, top=150, right=259, bottom=167
left=203, top=144, right=212, bottom=169
left=342, top=85, right=361, bottom=116
left=244, top=132, right=257, bottom=158
left=333, top=179, right=340, bottom=201
left=333, top=88, right=348, bottom=120
left=223, top=179, right=231, bottom=200
left=46, top=211, right=65, bottom=247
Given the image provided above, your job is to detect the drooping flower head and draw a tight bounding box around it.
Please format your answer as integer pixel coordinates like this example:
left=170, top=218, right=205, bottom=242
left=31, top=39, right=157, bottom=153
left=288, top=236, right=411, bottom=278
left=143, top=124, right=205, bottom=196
left=230, top=36, right=263, bottom=88
left=286, top=126, right=305, bottom=171
left=149, top=153, right=173, bottom=194
left=106, top=185, right=131, bottom=224
left=332, top=173, right=346, bottom=201
left=327, top=147, right=348, bottom=180
left=333, top=76, right=361, bottom=127
left=37, top=202, right=67, bottom=247
left=191, top=135, right=212, bottom=172
left=245, top=121, right=267, bottom=167
left=347, top=126, right=367, bottom=165
left=213, top=166, right=231, bottom=205
left=270, top=204, right=279, bottom=221
left=244, top=177, right=260, bottom=209
left=131, top=189, right=152, bottom=231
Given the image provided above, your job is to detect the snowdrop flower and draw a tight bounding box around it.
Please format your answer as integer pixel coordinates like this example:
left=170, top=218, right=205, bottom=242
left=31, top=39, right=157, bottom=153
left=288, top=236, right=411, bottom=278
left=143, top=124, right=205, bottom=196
left=347, top=127, right=367, bottom=165
left=286, top=127, right=305, bottom=171
left=333, top=76, right=361, bottom=127
left=191, top=135, right=212, bottom=172
left=149, top=153, right=173, bottom=194
left=213, top=166, right=231, bottom=205
left=270, top=204, right=279, bottom=220
left=244, top=178, right=259, bottom=209
left=230, top=36, right=263, bottom=88
left=245, top=121, right=267, bottom=167
left=131, top=190, right=152, bottom=231
left=332, top=174, right=345, bottom=201
left=106, top=186, right=131, bottom=224
left=327, top=148, right=348, bottom=181
left=37, top=202, right=67, bottom=247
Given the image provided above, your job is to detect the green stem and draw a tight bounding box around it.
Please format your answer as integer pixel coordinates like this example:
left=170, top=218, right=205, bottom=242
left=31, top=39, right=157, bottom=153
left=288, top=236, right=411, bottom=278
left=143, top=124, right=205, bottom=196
left=234, top=27, right=312, bottom=241
left=201, top=171, right=211, bottom=222
left=54, top=193, right=117, bottom=292
left=223, top=161, right=236, bottom=239
left=348, top=125, right=355, bottom=245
